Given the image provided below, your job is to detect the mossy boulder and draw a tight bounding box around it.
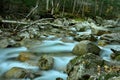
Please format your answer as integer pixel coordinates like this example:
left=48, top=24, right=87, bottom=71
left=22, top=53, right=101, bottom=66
left=4, top=67, right=27, bottom=79
left=38, top=55, right=54, bottom=70
left=66, top=53, right=120, bottom=80
left=72, top=40, right=100, bottom=56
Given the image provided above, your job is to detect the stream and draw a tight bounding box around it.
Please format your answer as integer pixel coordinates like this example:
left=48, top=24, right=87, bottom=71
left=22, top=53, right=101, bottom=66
left=0, top=38, right=115, bottom=80
left=0, top=18, right=120, bottom=79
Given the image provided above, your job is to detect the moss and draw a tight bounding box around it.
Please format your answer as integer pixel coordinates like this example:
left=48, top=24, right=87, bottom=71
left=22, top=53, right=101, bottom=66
left=115, top=55, right=120, bottom=61
left=97, top=72, right=120, bottom=80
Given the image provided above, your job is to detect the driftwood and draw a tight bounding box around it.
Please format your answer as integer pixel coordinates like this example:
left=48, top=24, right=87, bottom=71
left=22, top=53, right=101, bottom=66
left=0, top=18, right=63, bottom=32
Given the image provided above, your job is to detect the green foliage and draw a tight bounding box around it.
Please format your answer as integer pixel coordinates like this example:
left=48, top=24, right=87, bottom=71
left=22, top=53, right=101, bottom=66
left=1, top=0, right=120, bottom=19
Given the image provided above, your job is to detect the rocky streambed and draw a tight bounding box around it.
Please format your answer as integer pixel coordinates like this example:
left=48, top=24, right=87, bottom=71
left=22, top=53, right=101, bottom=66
left=0, top=17, right=120, bottom=80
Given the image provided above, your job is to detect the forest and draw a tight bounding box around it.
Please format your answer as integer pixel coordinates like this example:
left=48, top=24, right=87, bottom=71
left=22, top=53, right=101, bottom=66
left=0, top=0, right=120, bottom=80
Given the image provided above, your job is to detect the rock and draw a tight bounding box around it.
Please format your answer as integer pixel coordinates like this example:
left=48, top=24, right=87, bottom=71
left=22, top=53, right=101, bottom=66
left=60, top=37, right=74, bottom=43
left=66, top=53, right=120, bottom=80
left=0, top=29, right=2, bottom=33
left=102, top=19, right=119, bottom=27
left=98, top=40, right=110, bottom=46
left=38, top=55, right=54, bottom=70
left=108, top=76, right=120, bottom=80
left=19, top=31, right=30, bottom=39
left=0, top=39, right=9, bottom=48
left=74, top=34, right=97, bottom=42
left=66, top=53, right=104, bottom=80
left=51, top=28, right=59, bottom=33
left=100, top=33, right=120, bottom=43
left=56, top=77, right=64, bottom=80
left=0, top=38, right=17, bottom=48
left=72, top=40, right=100, bottom=56
left=28, top=27, right=39, bottom=35
left=4, top=67, right=27, bottom=79
left=110, top=49, right=120, bottom=61
left=18, top=52, right=36, bottom=62
left=74, top=22, right=89, bottom=32
left=54, top=19, right=63, bottom=25
left=19, top=39, right=42, bottom=48
left=95, top=16, right=103, bottom=25
left=90, top=23, right=111, bottom=36
left=75, top=21, right=90, bottom=31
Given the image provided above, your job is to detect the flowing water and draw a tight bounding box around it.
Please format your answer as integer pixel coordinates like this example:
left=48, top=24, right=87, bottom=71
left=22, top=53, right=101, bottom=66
left=0, top=35, right=118, bottom=80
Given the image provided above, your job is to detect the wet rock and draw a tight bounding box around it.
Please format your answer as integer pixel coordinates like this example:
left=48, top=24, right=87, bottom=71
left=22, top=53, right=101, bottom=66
left=60, top=37, right=74, bottom=43
left=19, top=31, right=30, bottom=39
left=110, top=49, right=120, bottom=61
left=51, top=28, right=60, bottom=33
left=100, top=33, right=120, bottom=43
left=90, top=23, right=111, bottom=36
left=95, top=16, right=103, bottom=25
left=102, top=19, right=120, bottom=28
left=18, top=52, right=36, bottom=62
left=0, top=39, right=9, bottom=48
left=97, top=72, right=120, bottom=80
left=74, top=34, right=97, bottom=42
left=72, top=40, right=100, bottom=56
left=66, top=53, right=104, bottom=80
left=4, top=67, right=27, bottom=79
left=98, top=40, right=110, bottom=46
left=38, top=55, right=54, bottom=70
left=74, top=22, right=89, bottom=31
left=56, top=77, right=64, bottom=80
left=20, top=39, right=42, bottom=48
left=54, top=19, right=63, bottom=25
left=0, top=38, right=17, bottom=48
left=66, top=53, right=120, bottom=80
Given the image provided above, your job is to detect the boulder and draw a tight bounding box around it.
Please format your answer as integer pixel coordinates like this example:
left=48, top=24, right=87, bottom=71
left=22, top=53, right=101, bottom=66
left=110, top=49, right=120, bottom=61
left=56, top=77, right=64, bottom=80
left=72, top=40, right=100, bottom=56
left=98, top=40, right=110, bottom=46
left=18, top=52, right=36, bottom=62
left=0, top=39, right=9, bottom=48
left=100, top=33, right=120, bottom=43
left=66, top=53, right=120, bottom=80
left=74, top=34, right=97, bottom=42
left=66, top=53, right=104, bottom=80
left=4, top=67, right=27, bottom=79
left=0, top=38, right=17, bottom=48
left=74, top=21, right=90, bottom=32
left=90, top=23, right=111, bottom=36
left=38, top=55, right=54, bottom=70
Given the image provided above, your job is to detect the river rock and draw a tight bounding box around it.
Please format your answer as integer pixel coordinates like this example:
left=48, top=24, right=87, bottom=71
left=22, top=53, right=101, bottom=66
left=98, top=40, right=110, bottom=46
left=4, top=67, right=27, bottom=79
left=56, top=77, right=64, bottom=80
left=74, top=34, right=97, bottom=42
left=74, top=21, right=90, bottom=31
left=66, top=53, right=104, bottom=80
left=0, top=38, right=17, bottom=48
left=38, top=55, right=54, bottom=70
left=90, top=23, right=111, bottom=36
left=19, top=31, right=30, bottom=39
left=0, top=39, right=9, bottom=48
left=72, top=40, right=100, bottom=56
left=95, top=16, right=103, bottom=25
left=110, top=49, right=120, bottom=61
left=66, top=53, right=120, bottom=80
left=18, top=52, right=36, bottom=62
left=54, top=19, right=63, bottom=25
left=100, top=33, right=120, bottom=43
